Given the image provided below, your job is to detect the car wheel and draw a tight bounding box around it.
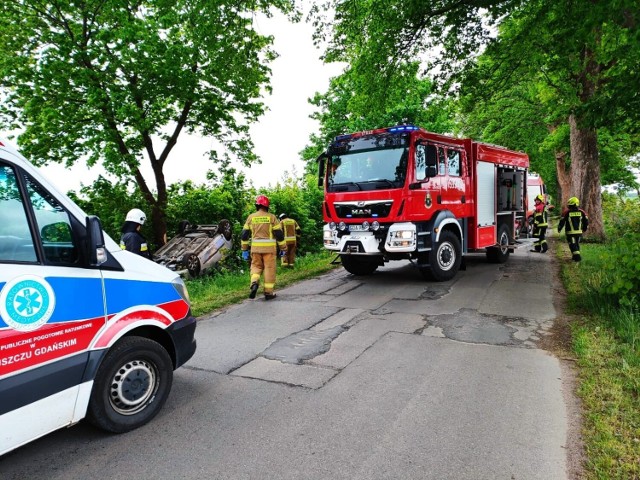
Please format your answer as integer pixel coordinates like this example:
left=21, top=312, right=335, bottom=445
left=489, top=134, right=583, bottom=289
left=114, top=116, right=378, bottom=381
left=182, top=252, right=201, bottom=277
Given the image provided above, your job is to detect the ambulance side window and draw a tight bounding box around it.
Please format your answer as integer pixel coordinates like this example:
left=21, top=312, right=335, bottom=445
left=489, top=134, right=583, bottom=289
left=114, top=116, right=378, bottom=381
left=24, top=174, right=80, bottom=266
left=0, top=163, right=38, bottom=262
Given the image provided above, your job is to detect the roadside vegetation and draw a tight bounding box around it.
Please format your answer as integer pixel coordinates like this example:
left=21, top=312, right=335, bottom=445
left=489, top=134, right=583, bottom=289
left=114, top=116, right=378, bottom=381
left=187, top=250, right=339, bottom=316
left=558, top=194, right=640, bottom=479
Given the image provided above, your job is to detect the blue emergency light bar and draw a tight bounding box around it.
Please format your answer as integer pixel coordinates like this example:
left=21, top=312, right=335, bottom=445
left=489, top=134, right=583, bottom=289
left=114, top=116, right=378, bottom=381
left=388, top=125, right=419, bottom=133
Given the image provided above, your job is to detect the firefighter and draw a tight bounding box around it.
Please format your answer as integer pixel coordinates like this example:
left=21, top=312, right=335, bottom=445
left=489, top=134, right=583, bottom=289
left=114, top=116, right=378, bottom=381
left=530, top=194, right=548, bottom=253
left=120, top=208, right=151, bottom=258
left=241, top=195, right=287, bottom=300
left=278, top=213, right=301, bottom=267
left=557, top=196, right=589, bottom=262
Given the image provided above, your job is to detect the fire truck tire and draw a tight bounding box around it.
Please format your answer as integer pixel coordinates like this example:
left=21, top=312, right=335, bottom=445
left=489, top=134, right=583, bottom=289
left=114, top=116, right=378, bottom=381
left=341, top=255, right=379, bottom=275
left=87, top=336, right=173, bottom=433
left=182, top=252, right=201, bottom=277
left=487, top=224, right=511, bottom=263
left=217, top=219, right=233, bottom=241
left=428, top=231, right=462, bottom=282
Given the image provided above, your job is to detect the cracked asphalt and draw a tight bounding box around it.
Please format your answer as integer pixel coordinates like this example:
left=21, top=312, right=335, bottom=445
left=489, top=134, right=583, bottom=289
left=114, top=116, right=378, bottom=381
left=0, top=240, right=574, bottom=480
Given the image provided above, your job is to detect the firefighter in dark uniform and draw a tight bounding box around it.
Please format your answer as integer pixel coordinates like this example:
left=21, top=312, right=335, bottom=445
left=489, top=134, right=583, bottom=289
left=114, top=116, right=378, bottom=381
left=557, top=196, right=589, bottom=262
left=241, top=195, right=287, bottom=300
left=120, top=208, right=151, bottom=258
left=530, top=194, right=549, bottom=253
left=278, top=213, right=301, bottom=267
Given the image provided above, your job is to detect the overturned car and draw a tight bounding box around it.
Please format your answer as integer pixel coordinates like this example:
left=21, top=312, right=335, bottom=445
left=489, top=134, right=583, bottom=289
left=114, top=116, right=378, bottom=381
left=153, top=220, right=233, bottom=278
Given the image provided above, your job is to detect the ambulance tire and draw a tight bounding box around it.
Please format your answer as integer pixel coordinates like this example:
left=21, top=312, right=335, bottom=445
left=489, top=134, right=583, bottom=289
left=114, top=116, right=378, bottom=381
left=487, top=224, right=511, bottom=263
left=87, top=336, right=173, bottom=433
left=427, top=230, right=462, bottom=282
left=341, top=255, right=378, bottom=275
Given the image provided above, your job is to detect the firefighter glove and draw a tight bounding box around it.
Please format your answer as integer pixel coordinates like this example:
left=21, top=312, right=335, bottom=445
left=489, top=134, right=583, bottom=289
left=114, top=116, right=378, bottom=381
left=242, top=250, right=250, bottom=261
left=279, top=250, right=286, bottom=257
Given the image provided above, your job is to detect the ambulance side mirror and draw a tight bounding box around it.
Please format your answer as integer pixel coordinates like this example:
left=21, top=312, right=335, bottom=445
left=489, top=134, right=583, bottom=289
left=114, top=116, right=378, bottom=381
left=86, top=215, right=107, bottom=266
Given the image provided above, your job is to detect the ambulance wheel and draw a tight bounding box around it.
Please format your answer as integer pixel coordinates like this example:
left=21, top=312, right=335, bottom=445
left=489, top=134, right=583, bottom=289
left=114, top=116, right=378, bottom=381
left=341, top=255, right=378, bottom=275
left=487, top=224, right=511, bottom=263
left=87, top=336, right=173, bottom=433
left=182, top=252, right=201, bottom=277
left=217, top=219, right=233, bottom=241
left=428, top=231, right=461, bottom=281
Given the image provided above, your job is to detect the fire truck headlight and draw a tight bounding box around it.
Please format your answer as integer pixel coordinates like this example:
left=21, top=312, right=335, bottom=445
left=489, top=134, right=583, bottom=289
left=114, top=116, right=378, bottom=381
left=323, top=230, right=334, bottom=240
left=362, top=221, right=370, bottom=231
left=329, top=222, right=337, bottom=231
left=371, top=221, right=380, bottom=231
left=338, top=221, right=347, bottom=231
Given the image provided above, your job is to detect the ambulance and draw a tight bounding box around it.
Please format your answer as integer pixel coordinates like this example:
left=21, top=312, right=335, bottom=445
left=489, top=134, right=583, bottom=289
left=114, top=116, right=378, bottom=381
left=0, top=139, right=197, bottom=455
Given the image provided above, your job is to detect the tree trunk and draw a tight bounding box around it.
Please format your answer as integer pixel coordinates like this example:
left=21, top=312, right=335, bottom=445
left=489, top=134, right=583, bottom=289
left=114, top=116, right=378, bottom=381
left=568, top=113, right=604, bottom=240
left=555, top=149, right=570, bottom=208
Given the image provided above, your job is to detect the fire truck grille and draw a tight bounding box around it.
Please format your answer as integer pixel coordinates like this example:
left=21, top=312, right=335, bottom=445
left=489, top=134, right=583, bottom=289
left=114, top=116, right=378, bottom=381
left=335, top=202, right=393, bottom=219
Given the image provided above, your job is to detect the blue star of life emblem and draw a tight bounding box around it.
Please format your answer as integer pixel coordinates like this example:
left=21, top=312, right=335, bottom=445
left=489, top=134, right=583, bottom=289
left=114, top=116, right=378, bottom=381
left=0, top=275, right=55, bottom=332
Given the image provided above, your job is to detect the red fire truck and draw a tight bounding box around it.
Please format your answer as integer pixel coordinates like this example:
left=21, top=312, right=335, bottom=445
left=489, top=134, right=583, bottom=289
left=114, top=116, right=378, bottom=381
left=318, top=124, right=529, bottom=281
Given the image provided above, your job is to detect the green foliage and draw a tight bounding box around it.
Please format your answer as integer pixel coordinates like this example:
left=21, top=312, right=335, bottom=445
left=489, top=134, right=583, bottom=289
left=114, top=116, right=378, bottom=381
left=187, top=250, right=338, bottom=316
left=597, top=197, right=640, bottom=309
left=301, top=62, right=455, bottom=168
left=262, top=173, right=325, bottom=256
left=68, top=176, right=148, bottom=243
left=0, top=0, right=296, bottom=246
left=560, top=236, right=640, bottom=479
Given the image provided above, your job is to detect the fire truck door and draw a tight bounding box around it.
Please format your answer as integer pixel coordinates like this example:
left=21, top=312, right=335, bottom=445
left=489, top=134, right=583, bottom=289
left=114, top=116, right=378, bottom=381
left=407, top=143, right=441, bottom=221
left=440, top=147, right=467, bottom=216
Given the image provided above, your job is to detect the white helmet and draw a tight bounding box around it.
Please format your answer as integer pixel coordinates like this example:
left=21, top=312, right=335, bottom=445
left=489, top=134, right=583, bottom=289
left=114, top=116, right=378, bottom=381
left=125, top=208, right=146, bottom=225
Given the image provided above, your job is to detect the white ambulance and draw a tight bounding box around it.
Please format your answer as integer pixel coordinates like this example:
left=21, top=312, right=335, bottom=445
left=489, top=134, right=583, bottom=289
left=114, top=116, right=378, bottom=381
left=0, top=138, right=197, bottom=455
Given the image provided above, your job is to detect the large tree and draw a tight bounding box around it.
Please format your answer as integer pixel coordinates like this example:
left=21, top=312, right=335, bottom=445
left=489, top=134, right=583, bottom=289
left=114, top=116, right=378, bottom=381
left=0, top=0, right=294, bottom=247
left=312, top=0, right=640, bottom=239
left=301, top=61, right=455, bottom=168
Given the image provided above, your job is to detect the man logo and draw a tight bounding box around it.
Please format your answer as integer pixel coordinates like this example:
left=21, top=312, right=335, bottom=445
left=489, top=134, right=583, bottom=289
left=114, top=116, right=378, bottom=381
left=351, top=209, right=372, bottom=216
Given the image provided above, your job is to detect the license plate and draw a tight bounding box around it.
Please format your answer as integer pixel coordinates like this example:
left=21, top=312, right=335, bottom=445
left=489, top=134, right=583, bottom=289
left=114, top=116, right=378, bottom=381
left=349, top=225, right=367, bottom=232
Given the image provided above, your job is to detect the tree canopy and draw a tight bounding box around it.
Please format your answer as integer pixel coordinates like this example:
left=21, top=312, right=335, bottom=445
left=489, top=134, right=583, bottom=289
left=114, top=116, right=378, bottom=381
left=0, top=0, right=295, bottom=246
left=312, top=0, right=640, bottom=239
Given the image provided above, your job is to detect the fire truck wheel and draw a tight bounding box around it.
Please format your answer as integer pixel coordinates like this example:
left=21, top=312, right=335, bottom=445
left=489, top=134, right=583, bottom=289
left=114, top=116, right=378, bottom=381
left=487, top=224, right=511, bottom=263
left=341, top=255, right=379, bottom=275
left=428, top=231, right=462, bottom=282
left=87, top=336, right=173, bottom=433
left=182, top=252, right=201, bottom=277
left=217, top=219, right=233, bottom=241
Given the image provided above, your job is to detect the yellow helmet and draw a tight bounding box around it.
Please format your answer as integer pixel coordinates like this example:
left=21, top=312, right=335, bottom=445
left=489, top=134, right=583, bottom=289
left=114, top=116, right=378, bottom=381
left=535, top=194, right=544, bottom=202
left=567, top=197, right=579, bottom=207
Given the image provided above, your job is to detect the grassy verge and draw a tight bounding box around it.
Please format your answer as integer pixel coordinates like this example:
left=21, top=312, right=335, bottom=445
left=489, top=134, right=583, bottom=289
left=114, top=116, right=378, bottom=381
left=186, top=250, right=340, bottom=317
left=558, top=241, right=640, bottom=479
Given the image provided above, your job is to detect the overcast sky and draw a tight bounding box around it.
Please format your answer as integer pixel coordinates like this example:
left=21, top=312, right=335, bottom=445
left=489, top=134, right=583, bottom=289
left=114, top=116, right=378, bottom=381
left=40, top=6, right=343, bottom=193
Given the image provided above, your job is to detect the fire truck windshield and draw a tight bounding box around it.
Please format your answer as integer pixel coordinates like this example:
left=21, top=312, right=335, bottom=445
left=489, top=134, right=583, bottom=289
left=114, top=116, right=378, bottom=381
left=328, top=147, right=408, bottom=192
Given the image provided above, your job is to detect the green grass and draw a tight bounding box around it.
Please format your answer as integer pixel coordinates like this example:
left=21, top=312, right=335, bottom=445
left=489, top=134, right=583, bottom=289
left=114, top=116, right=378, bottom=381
left=558, top=241, right=640, bottom=479
left=186, top=251, right=340, bottom=316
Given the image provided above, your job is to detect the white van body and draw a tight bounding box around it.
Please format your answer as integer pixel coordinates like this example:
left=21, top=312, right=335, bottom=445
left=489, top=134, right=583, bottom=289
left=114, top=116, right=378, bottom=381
left=0, top=139, right=197, bottom=455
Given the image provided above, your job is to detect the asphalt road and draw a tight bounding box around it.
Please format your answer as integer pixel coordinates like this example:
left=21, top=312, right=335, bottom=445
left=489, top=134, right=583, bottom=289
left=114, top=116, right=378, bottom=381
left=0, top=240, right=575, bottom=480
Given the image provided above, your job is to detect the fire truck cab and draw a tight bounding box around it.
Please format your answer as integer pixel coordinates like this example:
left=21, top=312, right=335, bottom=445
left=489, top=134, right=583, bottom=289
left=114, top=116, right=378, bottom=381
left=318, top=125, right=529, bottom=281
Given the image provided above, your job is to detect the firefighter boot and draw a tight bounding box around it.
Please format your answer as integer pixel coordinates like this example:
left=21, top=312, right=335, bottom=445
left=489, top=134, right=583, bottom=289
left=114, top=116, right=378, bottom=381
left=541, top=242, right=548, bottom=253
left=249, top=282, right=259, bottom=299
left=265, top=293, right=277, bottom=301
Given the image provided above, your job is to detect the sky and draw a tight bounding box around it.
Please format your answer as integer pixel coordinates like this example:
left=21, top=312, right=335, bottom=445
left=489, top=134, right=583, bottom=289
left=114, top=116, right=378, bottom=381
left=39, top=6, right=344, bottom=194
